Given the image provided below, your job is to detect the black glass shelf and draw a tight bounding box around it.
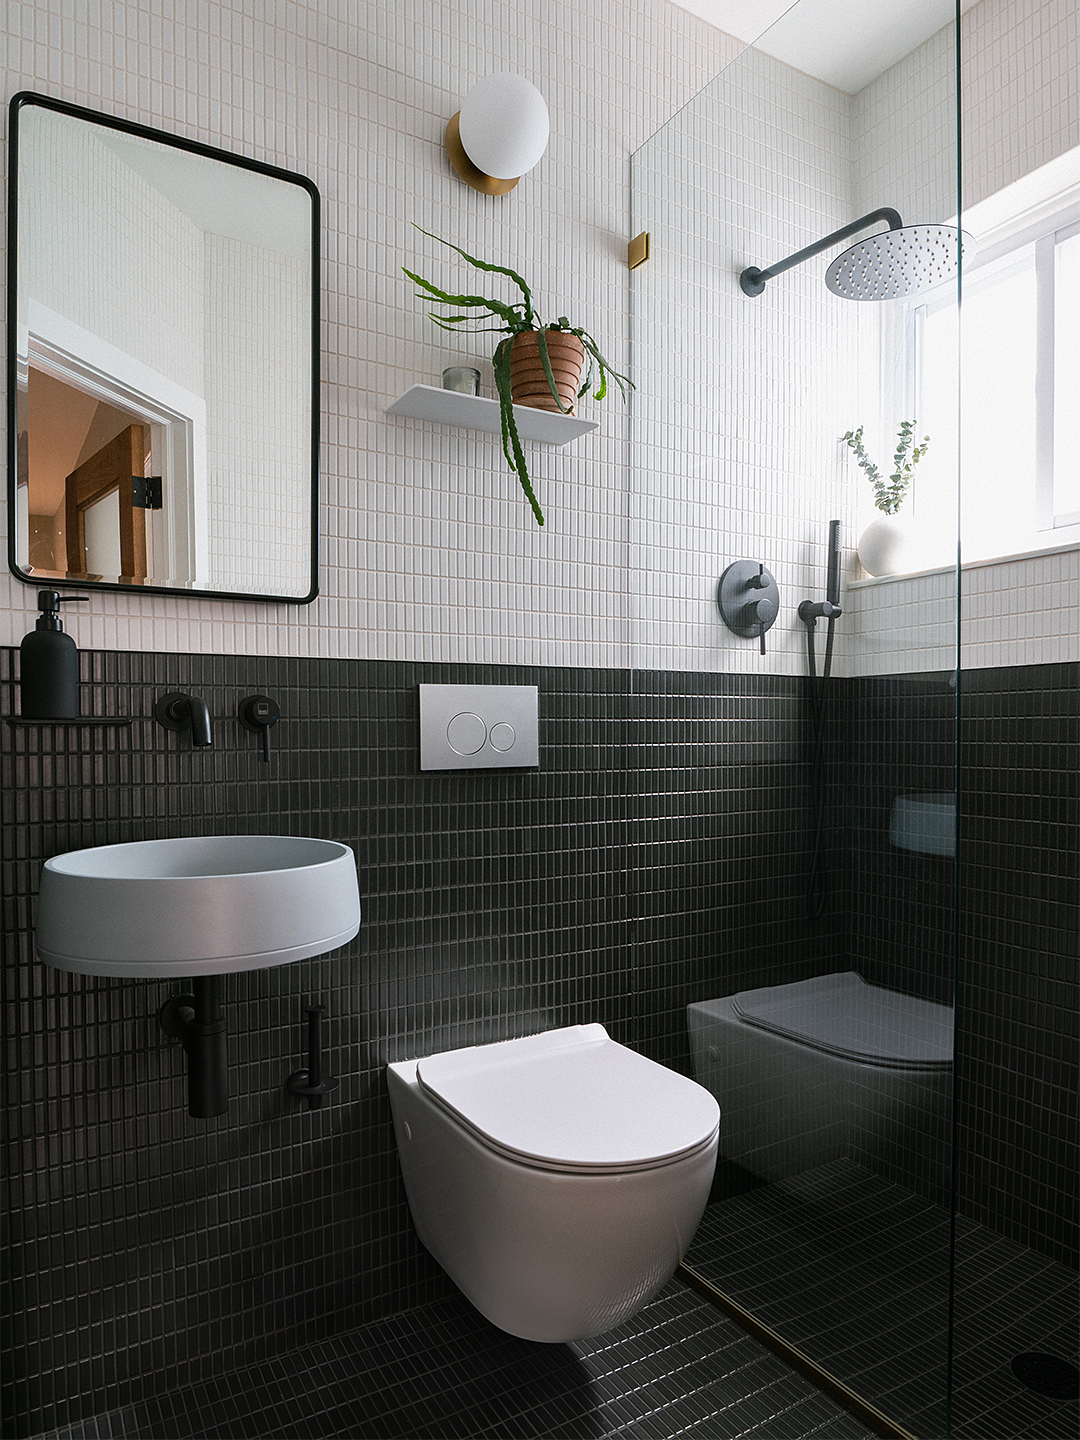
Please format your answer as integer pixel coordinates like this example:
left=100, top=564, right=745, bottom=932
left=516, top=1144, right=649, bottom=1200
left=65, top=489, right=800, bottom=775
left=5, top=716, right=133, bottom=726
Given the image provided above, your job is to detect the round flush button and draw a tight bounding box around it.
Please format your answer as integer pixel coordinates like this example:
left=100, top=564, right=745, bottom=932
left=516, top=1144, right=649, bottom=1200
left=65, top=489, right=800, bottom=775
left=446, top=711, right=486, bottom=755
left=489, top=722, right=516, bottom=752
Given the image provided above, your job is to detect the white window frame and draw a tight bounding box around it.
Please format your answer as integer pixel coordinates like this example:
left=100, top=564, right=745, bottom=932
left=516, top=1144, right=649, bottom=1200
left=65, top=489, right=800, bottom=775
left=1036, top=216, right=1080, bottom=529
left=896, top=193, right=1080, bottom=550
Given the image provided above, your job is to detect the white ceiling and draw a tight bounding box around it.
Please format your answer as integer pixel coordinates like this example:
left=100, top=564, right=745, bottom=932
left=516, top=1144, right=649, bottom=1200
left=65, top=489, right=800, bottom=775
left=670, top=0, right=977, bottom=94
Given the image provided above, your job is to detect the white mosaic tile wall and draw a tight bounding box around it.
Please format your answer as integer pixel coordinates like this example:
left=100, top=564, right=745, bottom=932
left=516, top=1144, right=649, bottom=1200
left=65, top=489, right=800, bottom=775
left=0, top=0, right=1074, bottom=674
left=0, top=0, right=735, bottom=664
left=852, top=20, right=956, bottom=228
left=630, top=46, right=862, bottom=676
left=843, top=0, right=1080, bottom=673
left=959, top=547, right=1080, bottom=668
left=847, top=547, right=1080, bottom=675
left=961, top=0, right=1079, bottom=210
left=846, top=565, right=958, bottom=677
left=204, top=236, right=310, bottom=595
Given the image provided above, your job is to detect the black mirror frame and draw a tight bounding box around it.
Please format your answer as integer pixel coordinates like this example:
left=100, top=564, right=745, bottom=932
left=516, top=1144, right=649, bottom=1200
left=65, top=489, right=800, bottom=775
left=6, top=91, right=321, bottom=605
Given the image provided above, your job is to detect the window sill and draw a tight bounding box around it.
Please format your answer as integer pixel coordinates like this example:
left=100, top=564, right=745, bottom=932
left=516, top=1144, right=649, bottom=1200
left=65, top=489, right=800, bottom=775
left=847, top=539, right=1079, bottom=589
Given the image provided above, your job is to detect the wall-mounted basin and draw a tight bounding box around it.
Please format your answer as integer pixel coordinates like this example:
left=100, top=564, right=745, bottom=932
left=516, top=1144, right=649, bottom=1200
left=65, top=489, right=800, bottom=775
left=36, top=835, right=361, bottom=978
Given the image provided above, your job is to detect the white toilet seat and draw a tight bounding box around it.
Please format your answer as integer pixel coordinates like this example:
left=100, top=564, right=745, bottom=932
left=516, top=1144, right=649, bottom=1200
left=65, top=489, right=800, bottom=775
left=688, top=975, right=953, bottom=1189
left=732, top=972, right=953, bottom=1070
left=387, top=1023, right=720, bottom=1341
left=417, top=1023, right=719, bottom=1173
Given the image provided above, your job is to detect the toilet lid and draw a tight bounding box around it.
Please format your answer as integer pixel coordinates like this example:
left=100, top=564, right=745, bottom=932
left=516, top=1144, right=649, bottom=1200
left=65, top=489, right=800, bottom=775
left=732, top=972, right=953, bottom=1069
left=416, top=1024, right=720, bottom=1172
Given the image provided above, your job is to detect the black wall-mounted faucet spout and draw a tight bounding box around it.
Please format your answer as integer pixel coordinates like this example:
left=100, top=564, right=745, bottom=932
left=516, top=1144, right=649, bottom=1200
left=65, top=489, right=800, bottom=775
left=154, top=692, right=213, bottom=747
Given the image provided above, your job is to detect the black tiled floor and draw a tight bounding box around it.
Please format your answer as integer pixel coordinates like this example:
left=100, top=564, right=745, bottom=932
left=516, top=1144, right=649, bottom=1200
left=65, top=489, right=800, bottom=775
left=684, top=1160, right=1079, bottom=1440
left=30, top=1279, right=874, bottom=1440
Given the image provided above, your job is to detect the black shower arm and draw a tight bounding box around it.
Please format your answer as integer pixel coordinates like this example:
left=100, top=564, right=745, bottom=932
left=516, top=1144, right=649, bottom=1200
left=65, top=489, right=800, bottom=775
left=740, top=208, right=903, bottom=295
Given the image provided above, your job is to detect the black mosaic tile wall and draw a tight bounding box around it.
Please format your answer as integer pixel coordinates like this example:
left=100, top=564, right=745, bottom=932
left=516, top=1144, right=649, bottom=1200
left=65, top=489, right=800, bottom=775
left=840, top=662, right=1079, bottom=1268
left=0, top=651, right=820, bottom=1439
left=625, top=670, right=844, bottom=1077
left=2, top=648, right=1073, bottom=1439
left=953, top=663, right=1078, bottom=1269
left=837, top=671, right=957, bottom=1011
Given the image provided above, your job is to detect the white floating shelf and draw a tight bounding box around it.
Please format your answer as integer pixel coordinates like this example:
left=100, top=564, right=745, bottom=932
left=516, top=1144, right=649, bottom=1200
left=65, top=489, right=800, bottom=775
left=387, top=384, right=598, bottom=445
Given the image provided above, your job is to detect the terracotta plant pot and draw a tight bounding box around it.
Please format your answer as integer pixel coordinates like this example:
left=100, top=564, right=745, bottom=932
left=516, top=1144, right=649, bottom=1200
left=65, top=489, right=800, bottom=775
left=509, top=330, right=587, bottom=413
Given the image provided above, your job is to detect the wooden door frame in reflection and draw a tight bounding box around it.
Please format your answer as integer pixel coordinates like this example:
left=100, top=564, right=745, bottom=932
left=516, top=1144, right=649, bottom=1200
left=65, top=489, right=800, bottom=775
left=64, top=425, right=147, bottom=583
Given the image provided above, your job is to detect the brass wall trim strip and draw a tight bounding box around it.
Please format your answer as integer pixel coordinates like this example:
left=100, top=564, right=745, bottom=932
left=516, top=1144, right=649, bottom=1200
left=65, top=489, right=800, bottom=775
left=676, top=1264, right=920, bottom=1440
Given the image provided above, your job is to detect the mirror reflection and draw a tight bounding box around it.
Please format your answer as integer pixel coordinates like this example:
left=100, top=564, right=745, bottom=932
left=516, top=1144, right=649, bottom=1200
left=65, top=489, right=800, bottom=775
left=9, top=94, right=319, bottom=601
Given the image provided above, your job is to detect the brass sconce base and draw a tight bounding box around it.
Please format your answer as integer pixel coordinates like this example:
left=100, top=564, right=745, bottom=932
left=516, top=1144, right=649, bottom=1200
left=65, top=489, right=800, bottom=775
left=445, top=113, right=520, bottom=196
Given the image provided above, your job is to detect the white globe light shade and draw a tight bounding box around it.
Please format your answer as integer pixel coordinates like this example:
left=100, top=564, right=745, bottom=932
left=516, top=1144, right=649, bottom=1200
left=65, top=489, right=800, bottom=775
left=457, top=74, right=550, bottom=180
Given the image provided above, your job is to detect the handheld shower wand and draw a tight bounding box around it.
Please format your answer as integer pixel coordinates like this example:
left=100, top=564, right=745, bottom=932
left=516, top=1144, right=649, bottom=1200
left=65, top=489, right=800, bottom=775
left=798, top=520, right=843, bottom=629
left=826, top=517, right=842, bottom=609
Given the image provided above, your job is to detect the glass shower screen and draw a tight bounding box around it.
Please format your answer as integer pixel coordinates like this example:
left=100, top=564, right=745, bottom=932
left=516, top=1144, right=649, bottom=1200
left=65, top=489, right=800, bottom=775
left=629, top=1, right=964, bottom=1433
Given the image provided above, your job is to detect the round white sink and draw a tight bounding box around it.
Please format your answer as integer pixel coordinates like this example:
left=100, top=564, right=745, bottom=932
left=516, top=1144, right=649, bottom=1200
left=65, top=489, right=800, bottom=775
left=35, top=835, right=361, bottom=978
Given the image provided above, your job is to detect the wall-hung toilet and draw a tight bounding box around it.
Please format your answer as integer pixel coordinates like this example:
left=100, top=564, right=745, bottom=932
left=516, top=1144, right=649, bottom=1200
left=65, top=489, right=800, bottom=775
left=688, top=972, right=953, bottom=1193
left=386, top=1024, right=719, bottom=1343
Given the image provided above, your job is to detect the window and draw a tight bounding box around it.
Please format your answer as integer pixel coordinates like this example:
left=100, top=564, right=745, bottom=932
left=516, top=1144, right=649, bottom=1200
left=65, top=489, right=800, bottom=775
left=902, top=181, right=1080, bottom=565
left=1052, top=225, right=1080, bottom=526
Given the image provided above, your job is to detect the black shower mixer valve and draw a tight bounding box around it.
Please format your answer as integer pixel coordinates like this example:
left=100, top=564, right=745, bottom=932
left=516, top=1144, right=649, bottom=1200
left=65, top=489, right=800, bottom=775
left=716, top=561, right=781, bottom=656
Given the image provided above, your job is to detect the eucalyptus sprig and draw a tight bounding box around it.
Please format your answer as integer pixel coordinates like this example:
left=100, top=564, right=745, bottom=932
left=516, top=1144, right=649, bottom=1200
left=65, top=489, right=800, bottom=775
left=842, top=421, right=930, bottom=515
left=404, top=226, right=632, bottom=525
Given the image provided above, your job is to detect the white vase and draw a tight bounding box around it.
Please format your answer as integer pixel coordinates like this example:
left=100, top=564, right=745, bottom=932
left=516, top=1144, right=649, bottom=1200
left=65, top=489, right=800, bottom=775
left=857, top=513, right=917, bottom=577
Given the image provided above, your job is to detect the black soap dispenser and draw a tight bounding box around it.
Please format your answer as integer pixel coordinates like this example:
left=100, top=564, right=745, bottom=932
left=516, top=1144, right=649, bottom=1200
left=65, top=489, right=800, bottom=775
left=20, top=590, right=89, bottom=718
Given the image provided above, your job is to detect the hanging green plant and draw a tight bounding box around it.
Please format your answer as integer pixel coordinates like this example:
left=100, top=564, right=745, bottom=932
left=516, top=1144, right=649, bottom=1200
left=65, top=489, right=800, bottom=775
left=403, top=227, right=632, bottom=526
left=842, top=422, right=930, bottom=514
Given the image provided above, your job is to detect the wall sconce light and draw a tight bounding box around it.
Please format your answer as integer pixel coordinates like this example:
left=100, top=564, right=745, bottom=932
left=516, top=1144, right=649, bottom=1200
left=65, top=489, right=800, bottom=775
left=445, top=74, right=549, bottom=196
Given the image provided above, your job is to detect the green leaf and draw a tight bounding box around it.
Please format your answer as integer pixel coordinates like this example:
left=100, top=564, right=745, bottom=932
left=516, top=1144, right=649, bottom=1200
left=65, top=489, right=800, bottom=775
left=494, top=337, right=544, bottom=525
left=412, top=225, right=535, bottom=327
left=578, top=335, right=630, bottom=401
left=403, top=267, right=521, bottom=326
left=535, top=329, right=573, bottom=415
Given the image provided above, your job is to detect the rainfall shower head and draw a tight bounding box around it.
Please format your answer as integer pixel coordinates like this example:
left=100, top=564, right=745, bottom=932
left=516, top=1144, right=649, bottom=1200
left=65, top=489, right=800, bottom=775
left=740, top=208, right=974, bottom=302
left=825, top=224, right=972, bottom=300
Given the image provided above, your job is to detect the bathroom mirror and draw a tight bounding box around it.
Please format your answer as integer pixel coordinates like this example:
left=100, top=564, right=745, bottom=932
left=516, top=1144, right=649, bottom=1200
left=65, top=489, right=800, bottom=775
left=6, top=92, right=320, bottom=602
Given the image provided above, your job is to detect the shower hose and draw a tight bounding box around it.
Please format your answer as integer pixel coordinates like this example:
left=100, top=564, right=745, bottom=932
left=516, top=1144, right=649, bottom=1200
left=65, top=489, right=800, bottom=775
left=805, top=612, right=837, bottom=921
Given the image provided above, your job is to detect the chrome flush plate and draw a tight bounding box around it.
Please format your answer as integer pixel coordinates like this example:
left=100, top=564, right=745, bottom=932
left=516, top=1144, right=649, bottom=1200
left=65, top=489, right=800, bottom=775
left=419, top=684, right=539, bottom=770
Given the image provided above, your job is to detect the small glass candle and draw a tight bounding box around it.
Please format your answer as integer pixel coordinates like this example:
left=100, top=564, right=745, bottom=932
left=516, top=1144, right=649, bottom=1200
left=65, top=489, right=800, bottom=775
left=442, top=366, right=481, bottom=395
